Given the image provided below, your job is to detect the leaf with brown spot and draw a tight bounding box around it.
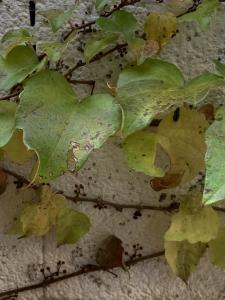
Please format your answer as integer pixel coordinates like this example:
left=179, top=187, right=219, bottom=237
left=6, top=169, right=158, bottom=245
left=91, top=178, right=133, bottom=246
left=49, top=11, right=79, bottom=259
left=198, top=104, right=214, bottom=122
left=96, top=235, right=126, bottom=269
left=150, top=173, right=183, bottom=191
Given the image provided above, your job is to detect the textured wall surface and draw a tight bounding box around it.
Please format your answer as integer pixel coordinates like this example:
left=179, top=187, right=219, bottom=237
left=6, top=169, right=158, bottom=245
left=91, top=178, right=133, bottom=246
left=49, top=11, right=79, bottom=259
left=1, top=0, right=225, bottom=299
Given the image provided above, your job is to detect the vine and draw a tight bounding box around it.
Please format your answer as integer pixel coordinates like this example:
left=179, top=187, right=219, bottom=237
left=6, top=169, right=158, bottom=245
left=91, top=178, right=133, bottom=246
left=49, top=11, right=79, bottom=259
left=1, top=0, right=225, bottom=296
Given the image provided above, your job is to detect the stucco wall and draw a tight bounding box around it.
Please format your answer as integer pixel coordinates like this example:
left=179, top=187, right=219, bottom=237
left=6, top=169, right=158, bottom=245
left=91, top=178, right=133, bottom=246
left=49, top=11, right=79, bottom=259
left=1, top=1, right=225, bottom=299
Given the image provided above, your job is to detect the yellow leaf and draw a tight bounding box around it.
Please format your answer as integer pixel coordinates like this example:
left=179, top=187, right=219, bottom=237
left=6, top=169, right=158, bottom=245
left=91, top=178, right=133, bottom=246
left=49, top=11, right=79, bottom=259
left=144, top=12, right=177, bottom=49
left=165, top=240, right=206, bottom=282
left=165, top=193, right=219, bottom=243
left=3, top=129, right=34, bottom=164
left=8, top=186, right=66, bottom=237
left=152, top=107, right=208, bottom=189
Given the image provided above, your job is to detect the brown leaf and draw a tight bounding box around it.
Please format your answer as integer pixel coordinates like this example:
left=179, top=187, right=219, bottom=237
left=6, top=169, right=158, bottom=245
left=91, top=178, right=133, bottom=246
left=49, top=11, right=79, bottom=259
left=0, top=169, right=7, bottom=195
left=96, top=235, right=126, bottom=269
left=150, top=173, right=183, bottom=191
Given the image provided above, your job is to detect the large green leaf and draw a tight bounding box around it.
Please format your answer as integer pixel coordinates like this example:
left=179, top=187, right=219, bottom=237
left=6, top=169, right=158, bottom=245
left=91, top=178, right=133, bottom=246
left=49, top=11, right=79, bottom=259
left=179, top=0, right=219, bottom=30
left=84, top=33, right=118, bottom=63
left=0, top=45, right=40, bottom=91
left=39, top=8, right=74, bottom=33
left=165, top=240, right=206, bottom=282
left=203, top=106, right=225, bottom=205
left=16, top=70, right=121, bottom=181
left=0, top=101, right=17, bottom=147
left=97, top=10, right=138, bottom=40
left=116, top=58, right=224, bottom=137
left=165, top=193, right=219, bottom=243
left=56, top=207, right=90, bottom=245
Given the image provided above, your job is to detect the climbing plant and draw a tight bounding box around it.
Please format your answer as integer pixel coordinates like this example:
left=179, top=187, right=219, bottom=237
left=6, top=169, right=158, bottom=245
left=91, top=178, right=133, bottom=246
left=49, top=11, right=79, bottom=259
left=1, top=0, right=225, bottom=296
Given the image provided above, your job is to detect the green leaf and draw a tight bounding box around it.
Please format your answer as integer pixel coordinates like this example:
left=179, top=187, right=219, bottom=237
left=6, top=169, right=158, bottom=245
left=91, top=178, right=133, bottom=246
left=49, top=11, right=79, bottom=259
left=179, top=0, right=219, bottom=30
left=214, top=60, right=225, bottom=77
left=56, top=207, right=90, bottom=245
left=16, top=70, right=121, bottom=181
left=8, top=186, right=66, bottom=237
left=39, top=8, right=74, bottom=33
left=165, top=240, right=206, bottom=282
left=165, top=193, right=219, bottom=243
left=84, top=33, right=118, bottom=63
left=123, top=131, right=164, bottom=177
left=97, top=10, right=138, bottom=40
left=1, top=28, right=36, bottom=54
left=203, top=106, right=225, bottom=205
left=0, top=45, right=40, bottom=91
left=209, top=228, right=225, bottom=268
left=144, top=12, right=177, bottom=49
left=38, top=31, right=76, bottom=63
left=116, top=58, right=224, bottom=137
left=0, top=101, right=17, bottom=147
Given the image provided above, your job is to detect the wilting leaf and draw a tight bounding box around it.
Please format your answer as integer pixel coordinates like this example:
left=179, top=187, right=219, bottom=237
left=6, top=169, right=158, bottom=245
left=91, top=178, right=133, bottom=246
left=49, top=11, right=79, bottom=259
left=8, top=186, right=66, bottom=236
left=0, top=45, right=41, bottom=91
left=56, top=207, right=90, bottom=245
left=203, top=106, right=225, bottom=205
left=123, top=131, right=164, bottom=177
left=96, top=235, right=125, bottom=269
left=179, top=0, right=219, bottom=30
left=123, top=107, right=208, bottom=188
left=0, top=169, right=7, bottom=195
left=3, top=130, right=34, bottom=164
left=15, top=70, right=121, bottom=181
left=97, top=10, right=138, bottom=40
left=153, top=107, right=208, bottom=188
left=0, top=101, right=17, bottom=147
left=144, top=12, right=177, bottom=49
left=214, top=60, right=225, bottom=77
left=165, top=240, right=206, bottom=281
left=39, top=8, right=75, bottom=33
left=165, top=193, right=219, bottom=243
left=84, top=33, right=118, bottom=63
left=116, top=58, right=224, bottom=137
left=209, top=228, right=225, bottom=268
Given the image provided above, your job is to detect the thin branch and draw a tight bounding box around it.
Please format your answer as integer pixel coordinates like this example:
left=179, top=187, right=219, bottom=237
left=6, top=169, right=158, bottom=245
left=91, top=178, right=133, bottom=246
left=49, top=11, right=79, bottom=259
left=0, top=91, right=20, bottom=101
left=1, top=167, right=179, bottom=212
left=2, top=167, right=225, bottom=214
left=63, top=0, right=141, bottom=40
left=65, top=43, right=127, bottom=78
left=0, top=250, right=164, bottom=299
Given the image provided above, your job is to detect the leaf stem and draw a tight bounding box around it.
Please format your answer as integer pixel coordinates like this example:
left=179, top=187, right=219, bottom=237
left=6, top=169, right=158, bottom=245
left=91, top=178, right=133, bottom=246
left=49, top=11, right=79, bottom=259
left=0, top=91, right=20, bottom=101
left=65, top=43, right=127, bottom=77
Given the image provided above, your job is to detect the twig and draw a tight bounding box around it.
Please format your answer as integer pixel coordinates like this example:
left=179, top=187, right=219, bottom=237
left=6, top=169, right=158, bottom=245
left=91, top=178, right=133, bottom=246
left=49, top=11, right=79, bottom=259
left=0, top=91, right=20, bottom=101
left=0, top=250, right=164, bottom=299
left=68, top=79, right=96, bottom=95
left=65, top=43, right=127, bottom=77
left=63, top=0, right=141, bottom=41
left=2, top=167, right=225, bottom=214
left=1, top=167, right=179, bottom=212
